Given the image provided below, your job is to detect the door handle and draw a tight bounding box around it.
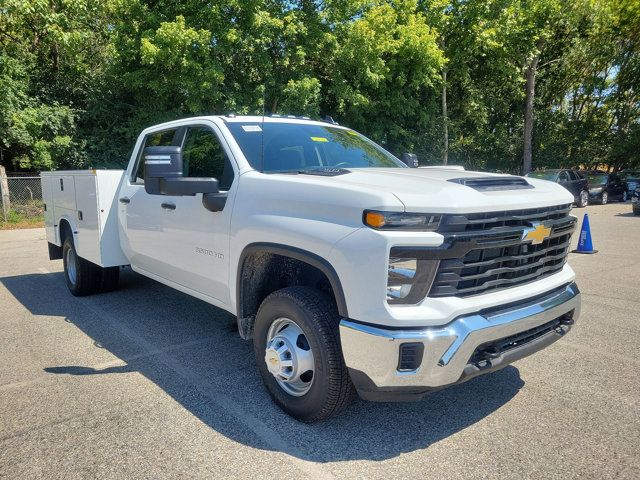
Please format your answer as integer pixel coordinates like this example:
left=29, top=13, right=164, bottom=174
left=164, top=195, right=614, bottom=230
left=119, top=197, right=130, bottom=204
left=161, top=202, right=176, bottom=210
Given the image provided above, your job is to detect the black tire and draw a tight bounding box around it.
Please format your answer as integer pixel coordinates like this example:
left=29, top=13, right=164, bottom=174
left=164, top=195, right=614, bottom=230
left=600, top=191, right=608, bottom=205
left=576, top=190, right=589, bottom=208
left=97, top=266, right=120, bottom=293
left=622, top=191, right=628, bottom=202
left=253, top=286, right=355, bottom=422
left=62, top=237, right=98, bottom=296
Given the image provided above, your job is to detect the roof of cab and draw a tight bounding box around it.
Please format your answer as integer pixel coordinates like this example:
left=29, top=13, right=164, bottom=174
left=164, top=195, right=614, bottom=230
left=219, top=114, right=344, bottom=128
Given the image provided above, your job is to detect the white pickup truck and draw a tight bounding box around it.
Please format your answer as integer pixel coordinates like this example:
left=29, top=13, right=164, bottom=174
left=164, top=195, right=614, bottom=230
left=42, top=115, right=581, bottom=422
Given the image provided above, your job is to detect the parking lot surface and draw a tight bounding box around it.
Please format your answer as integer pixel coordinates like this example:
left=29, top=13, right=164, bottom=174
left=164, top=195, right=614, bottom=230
left=1, top=203, right=639, bottom=479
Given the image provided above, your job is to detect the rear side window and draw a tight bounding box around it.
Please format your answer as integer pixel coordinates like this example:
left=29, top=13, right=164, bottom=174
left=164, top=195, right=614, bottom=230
left=567, top=171, right=578, bottom=181
left=132, top=128, right=181, bottom=183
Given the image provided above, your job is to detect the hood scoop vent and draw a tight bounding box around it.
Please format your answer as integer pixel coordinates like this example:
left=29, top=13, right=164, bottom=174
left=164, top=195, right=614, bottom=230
left=448, top=176, right=533, bottom=191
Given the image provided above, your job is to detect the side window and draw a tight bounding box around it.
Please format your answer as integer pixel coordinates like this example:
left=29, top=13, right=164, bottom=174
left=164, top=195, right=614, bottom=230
left=182, top=126, right=234, bottom=190
left=567, top=170, right=578, bottom=181
left=558, top=171, right=570, bottom=182
left=132, top=128, right=180, bottom=183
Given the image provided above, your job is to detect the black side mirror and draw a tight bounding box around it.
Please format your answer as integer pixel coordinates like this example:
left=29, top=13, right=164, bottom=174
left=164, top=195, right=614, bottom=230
left=401, top=153, right=419, bottom=168
left=143, top=146, right=219, bottom=196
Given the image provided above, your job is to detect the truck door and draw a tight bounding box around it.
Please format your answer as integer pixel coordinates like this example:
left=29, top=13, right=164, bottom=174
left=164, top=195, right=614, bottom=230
left=118, top=127, right=183, bottom=274
left=158, top=123, right=237, bottom=305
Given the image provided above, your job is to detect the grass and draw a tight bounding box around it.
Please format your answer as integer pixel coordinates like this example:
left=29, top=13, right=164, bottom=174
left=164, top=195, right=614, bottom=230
left=0, top=200, right=45, bottom=230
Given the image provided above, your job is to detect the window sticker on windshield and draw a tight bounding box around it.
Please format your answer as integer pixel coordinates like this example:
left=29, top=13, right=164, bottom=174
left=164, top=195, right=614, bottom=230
left=310, top=136, right=329, bottom=142
left=242, top=125, right=262, bottom=132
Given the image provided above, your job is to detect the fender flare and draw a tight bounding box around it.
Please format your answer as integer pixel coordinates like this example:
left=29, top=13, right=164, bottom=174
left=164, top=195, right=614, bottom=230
left=57, top=215, right=78, bottom=245
left=236, top=242, right=349, bottom=318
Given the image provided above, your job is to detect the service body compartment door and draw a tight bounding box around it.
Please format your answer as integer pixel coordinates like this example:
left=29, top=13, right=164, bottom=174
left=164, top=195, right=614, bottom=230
left=41, top=175, right=56, bottom=243
left=74, top=175, right=101, bottom=264
left=52, top=175, right=77, bottom=212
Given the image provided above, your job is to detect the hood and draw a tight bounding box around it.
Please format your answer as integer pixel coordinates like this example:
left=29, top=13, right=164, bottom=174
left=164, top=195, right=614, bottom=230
left=294, top=168, right=574, bottom=213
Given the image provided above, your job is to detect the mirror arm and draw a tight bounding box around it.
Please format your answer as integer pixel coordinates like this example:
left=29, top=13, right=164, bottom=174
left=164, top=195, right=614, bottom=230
left=202, top=192, right=228, bottom=212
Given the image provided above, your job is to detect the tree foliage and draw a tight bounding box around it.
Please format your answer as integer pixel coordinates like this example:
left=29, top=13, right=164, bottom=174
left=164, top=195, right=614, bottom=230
left=0, top=0, right=638, bottom=172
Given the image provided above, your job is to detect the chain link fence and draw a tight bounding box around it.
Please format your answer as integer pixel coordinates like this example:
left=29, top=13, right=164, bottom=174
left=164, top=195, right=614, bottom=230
left=0, top=172, right=44, bottom=227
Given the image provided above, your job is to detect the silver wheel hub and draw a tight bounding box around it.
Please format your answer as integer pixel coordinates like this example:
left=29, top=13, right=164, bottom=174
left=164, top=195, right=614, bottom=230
left=65, top=247, right=77, bottom=286
left=265, top=318, right=314, bottom=396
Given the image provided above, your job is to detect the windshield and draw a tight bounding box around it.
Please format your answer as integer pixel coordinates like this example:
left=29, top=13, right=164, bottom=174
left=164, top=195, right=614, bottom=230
left=586, top=174, right=607, bottom=185
left=226, top=122, right=405, bottom=172
left=527, top=171, right=559, bottom=181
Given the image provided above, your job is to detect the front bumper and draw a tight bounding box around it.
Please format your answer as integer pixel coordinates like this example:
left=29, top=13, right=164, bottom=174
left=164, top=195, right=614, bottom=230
left=340, top=282, right=581, bottom=401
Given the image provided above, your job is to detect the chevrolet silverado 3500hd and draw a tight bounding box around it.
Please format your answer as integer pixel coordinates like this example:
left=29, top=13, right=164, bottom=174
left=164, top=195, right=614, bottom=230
left=42, top=115, right=581, bottom=422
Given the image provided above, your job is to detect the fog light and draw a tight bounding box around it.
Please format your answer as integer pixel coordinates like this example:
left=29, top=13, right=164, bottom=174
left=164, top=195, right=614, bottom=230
left=387, top=258, right=417, bottom=301
left=387, top=255, right=439, bottom=305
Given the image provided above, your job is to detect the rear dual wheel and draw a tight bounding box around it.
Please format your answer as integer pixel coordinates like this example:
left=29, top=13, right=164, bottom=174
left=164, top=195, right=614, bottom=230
left=62, top=237, right=119, bottom=296
left=253, top=287, right=354, bottom=422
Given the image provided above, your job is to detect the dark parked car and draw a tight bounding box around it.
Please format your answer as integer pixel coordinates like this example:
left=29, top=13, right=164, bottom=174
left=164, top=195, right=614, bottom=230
left=632, top=186, right=640, bottom=215
left=621, top=171, right=640, bottom=197
left=526, top=169, right=589, bottom=207
left=581, top=171, right=628, bottom=204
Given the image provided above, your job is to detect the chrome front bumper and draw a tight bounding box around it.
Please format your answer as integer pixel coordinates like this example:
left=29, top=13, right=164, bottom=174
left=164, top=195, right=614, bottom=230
left=339, top=283, right=581, bottom=401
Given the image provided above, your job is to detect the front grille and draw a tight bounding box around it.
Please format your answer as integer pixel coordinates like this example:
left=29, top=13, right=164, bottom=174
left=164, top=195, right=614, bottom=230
left=429, top=204, right=576, bottom=297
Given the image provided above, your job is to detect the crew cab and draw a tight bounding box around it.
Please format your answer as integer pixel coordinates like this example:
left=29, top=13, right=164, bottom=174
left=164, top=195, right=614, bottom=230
left=42, top=115, right=581, bottom=422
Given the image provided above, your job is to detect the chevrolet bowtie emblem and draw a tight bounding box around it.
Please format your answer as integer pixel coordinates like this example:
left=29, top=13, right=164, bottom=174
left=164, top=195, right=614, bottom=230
left=522, top=223, right=551, bottom=245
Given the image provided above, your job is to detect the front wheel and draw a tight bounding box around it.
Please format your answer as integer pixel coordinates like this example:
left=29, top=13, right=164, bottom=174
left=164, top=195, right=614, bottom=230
left=577, top=190, right=589, bottom=208
left=622, top=191, right=628, bottom=202
left=601, top=191, right=608, bottom=205
left=253, top=287, right=354, bottom=422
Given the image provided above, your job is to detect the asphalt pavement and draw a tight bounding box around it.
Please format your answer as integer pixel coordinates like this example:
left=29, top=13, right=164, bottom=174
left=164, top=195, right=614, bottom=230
left=0, top=203, right=638, bottom=479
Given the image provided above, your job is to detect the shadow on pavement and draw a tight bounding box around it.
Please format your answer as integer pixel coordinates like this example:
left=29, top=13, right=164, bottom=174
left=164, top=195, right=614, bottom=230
left=44, top=365, right=134, bottom=375
left=1, top=268, right=524, bottom=463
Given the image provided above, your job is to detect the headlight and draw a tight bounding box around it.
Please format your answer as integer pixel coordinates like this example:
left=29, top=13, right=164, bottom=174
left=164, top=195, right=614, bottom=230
left=364, top=210, right=441, bottom=231
left=387, top=253, right=439, bottom=304
left=589, top=187, right=603, bottom=194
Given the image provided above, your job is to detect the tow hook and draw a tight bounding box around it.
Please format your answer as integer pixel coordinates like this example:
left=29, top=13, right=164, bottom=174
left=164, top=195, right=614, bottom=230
left=559, top=315, right=575, bottom=326
left=474, top=359, right=493, bottom=370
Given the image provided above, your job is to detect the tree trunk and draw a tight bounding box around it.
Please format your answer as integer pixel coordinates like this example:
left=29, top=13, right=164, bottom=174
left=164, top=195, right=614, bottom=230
left=523, top=39, right=544, bottom=175
left=442, top=68, right=448, bottom=166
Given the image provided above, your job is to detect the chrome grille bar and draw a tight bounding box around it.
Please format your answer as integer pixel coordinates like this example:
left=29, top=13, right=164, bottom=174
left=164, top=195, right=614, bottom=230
left=428, top=204, right=576, bottom=298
